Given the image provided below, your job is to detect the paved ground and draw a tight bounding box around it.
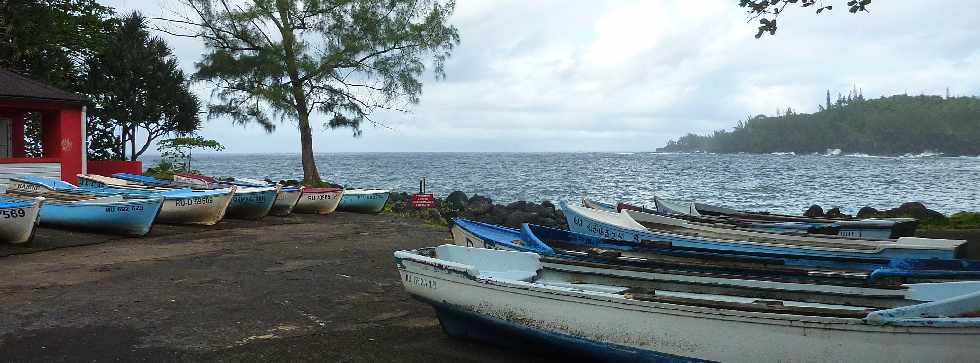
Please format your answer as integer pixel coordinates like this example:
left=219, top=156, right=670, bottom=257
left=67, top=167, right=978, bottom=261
left=0, top=213, right=561, bottom=362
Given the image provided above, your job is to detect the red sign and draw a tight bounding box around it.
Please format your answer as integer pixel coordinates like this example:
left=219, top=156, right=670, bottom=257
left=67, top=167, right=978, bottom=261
left=411, top=193, right=435, bottom=209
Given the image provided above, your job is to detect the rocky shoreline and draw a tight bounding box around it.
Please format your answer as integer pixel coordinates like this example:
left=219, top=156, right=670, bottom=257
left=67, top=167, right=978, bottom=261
left=387, top=191, right=980, bottom=232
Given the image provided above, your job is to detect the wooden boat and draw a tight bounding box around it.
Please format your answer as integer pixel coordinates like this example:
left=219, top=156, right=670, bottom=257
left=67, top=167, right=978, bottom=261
left=292, top=187, right=344, bottom=214
left=337, top=189, right=389, bottom=214
left=0, top=196, right=43, bottom=244
left=562, top=202, right=966, bottom=260
left=5, top=183, right=162, bottom=236
left=173, top=174, right=302, bottom=217
left=654, top=197, right=919, bottom=239
left=269, top=186, right=303, bottom=216
left=585, top=198, right=842, bottom=235
left=21, top=175, right=235, bottom=226
left=450, top=218, right=980, bottom=287
left=114, top=173, right=277, bottom=220
left=397, top=244, right=980, bottom=363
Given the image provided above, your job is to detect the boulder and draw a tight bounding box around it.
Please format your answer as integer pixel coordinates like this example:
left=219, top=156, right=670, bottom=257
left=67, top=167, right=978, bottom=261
left=803, top=205, right=824, bottom=218
left=886, top=202, right=946, bottom=222
left=504, top=210, right=536, bottom=228
left=446, top=191, right=468, bottom=210
left=824, top=207, right=851, bottom=219
left=856, top=206, right=879, bottom=219
left=464, top=195, right=493, bottom=215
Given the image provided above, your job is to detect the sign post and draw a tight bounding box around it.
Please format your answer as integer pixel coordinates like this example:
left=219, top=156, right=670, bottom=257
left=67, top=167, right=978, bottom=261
left=411, top=177, right=435, bottom=209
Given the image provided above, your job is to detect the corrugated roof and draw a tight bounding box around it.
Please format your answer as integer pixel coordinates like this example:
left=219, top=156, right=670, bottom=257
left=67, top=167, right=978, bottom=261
left=0, top=69, right=86, bottom=103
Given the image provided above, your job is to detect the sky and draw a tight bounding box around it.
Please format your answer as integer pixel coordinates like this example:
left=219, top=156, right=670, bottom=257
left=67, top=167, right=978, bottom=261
left=101, top=0, right=980, bottom=154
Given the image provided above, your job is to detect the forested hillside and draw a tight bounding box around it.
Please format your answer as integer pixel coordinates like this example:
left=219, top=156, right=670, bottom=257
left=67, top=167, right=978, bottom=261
left=659, top=93, right=980, bottom=155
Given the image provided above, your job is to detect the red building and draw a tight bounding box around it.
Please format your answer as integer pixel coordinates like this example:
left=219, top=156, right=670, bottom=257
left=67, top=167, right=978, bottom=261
left=0, top=69, right=87, bottom=184
left=0, top=69, right=144, bottom=184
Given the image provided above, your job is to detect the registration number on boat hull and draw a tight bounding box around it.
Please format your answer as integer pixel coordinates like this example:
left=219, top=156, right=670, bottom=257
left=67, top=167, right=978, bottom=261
left=175, top=196, right=215, bottom=207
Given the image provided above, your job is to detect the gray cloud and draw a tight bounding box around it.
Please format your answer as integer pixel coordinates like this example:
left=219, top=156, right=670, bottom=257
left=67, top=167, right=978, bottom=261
left=101, top=0, right=980, bottom=153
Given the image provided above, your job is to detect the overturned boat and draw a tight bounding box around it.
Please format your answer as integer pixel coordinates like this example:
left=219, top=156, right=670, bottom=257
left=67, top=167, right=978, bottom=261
left=397, top=244, right=980, bottom=362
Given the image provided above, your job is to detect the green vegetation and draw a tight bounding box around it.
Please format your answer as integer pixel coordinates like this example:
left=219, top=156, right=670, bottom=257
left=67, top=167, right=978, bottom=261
left=739, top=0, right=871, bottom=38
left=660, top=92, right=980, bottom=155
left=1, top=2, right=203, bottom=160
left=144, top=136, right=224, bottom=179
left=920, top=212, right=980, bottom=230
left=174, top=0, right=460, bottom=185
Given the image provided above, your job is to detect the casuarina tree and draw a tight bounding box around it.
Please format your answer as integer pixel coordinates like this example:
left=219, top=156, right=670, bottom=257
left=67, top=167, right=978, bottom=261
left=168, top=0, right=459, bottom=185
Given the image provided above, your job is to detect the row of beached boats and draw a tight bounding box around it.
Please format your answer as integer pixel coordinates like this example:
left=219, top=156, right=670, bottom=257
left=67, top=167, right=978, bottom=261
left=396, top=197, right=980, bottom=362
left=0, top=173, right=390, bottom=244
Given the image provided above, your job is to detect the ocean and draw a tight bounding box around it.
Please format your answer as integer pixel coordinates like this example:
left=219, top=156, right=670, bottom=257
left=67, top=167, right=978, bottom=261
left=141, top=152, right=980, bottom=215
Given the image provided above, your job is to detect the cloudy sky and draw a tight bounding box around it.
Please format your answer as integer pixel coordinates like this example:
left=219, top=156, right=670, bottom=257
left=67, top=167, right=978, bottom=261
left=102, top=0, right=980, bottom=154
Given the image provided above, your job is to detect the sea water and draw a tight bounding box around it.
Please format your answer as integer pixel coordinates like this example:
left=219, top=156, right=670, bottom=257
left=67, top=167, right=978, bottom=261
left=141, top=152, right=980, bottom=215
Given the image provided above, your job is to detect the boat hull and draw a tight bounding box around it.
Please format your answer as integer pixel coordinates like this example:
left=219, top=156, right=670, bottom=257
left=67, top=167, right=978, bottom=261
left=156, top=189, right=235, bottom=225
left=270, top=187, right=302, bottom=216
left=0, top=198, right=42, bottom=244
left=224, top=187, right=278, bottom=220
left=398, top=249, right=980, bottom=363
left=337, top=190, right=389, bottom=214
left=38, top=198, right=162, bottom=236
left=292, top=188, right=344, bottom=214
left=564, top=202, right=959, bottom=260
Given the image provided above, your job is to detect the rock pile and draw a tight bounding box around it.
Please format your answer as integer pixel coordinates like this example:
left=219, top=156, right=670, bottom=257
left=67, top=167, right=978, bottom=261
left=385, top=191, right=567, bottom=229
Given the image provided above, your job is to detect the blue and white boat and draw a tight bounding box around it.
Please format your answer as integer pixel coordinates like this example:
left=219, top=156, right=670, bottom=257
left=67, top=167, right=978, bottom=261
left=115, top=173, right=277, bottom=220
left=562, top=202, right=966, bottom=260
left=337, top=189, right=389, bottom=214
left=450, top=218, right=980, bottom=285
left=18, top=175, right=234, bottom=226
left=396, top=244, right=980, bottom=363
left=6, top=182, right=162, bottom=236
left=0, top=196, right=43, bottom=244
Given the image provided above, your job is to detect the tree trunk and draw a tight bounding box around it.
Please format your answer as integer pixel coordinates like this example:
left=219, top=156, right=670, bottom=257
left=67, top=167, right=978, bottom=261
left=297, top=111, right=321, bottom=185
left=276, top=1, right=321, bottom=186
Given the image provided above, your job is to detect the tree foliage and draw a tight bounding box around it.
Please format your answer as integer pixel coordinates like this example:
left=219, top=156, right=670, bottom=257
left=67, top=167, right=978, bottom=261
left=0, top=0, right=116, bottom=157
left=659, top=92, right=980, bottom=156
left=170, top=0, right=459, bottom=184
left=739, top=0, right=871, bottom=38
left=145, top=136, right=225, bottom=179
left=84, top=12, right=202, bottom=161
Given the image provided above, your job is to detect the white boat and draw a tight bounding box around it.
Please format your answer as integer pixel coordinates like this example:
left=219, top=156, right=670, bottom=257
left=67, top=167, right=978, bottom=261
left=292, top=187, right=344, bottom=214
left=396, top=245, right=980, bottom=362
left=270, top=186, right=303, bottom=216
left=0, top=196, right=43, bottom=244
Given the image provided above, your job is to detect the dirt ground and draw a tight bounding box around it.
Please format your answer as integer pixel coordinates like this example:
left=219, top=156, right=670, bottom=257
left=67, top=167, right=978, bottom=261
left=0, top=213, right=560, bottom=362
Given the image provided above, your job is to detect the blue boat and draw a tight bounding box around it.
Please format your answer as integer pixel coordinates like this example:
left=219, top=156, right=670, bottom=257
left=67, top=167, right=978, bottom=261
left=562, top=202, right=965, bottom=260
left=5, top=181, right=162, bottom=236
left=18, top=175, right=234, bottom=226
left=450, top=218, right=980, bottom=285
left=113, top=173, right=277, bottom=220
left=337, top=189, right=389, bottom=214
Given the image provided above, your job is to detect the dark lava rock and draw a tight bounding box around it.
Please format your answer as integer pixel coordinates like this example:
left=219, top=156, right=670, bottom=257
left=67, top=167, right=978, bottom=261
left=887, top=202, right=946, bottom=222
left=803, top=205, right=824, bottom=218
left=824, top=207, right=851, bottom=219
left=857, top=206, right=879, bottom=219
left=446, top=191, right=468, bottom=210
left=504, top=211, right=536, bottom=228
left=464, top=195, right=494, bottom=215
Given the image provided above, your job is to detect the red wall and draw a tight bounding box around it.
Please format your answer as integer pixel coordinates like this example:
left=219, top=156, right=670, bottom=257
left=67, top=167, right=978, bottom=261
left=38, top=108, right=82, bottom=183
left=87, top=159, right=142, bottom=177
